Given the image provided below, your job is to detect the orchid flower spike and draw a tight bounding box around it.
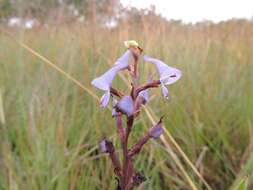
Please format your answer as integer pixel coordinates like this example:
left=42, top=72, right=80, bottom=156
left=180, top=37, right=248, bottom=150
left=143, top=55, right=182, bottom=99
left=91, top=50, right=133, bottom=107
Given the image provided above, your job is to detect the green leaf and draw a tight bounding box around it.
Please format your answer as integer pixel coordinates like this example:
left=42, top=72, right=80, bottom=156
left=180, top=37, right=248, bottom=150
left=233, top=177, right=248, bottom=190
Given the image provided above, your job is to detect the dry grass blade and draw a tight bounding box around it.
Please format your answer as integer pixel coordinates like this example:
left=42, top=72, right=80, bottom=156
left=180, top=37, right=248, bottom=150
left=142, top=106, right=197, bottom=190
left=163, top=127, right=212, bottom=190
left=160, top=134, right=198, bottom=190
left=0, top=88, right=5, bottom=125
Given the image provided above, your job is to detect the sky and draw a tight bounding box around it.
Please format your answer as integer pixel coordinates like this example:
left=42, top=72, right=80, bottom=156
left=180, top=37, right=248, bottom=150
left=121, top=0, right=253, bottom=23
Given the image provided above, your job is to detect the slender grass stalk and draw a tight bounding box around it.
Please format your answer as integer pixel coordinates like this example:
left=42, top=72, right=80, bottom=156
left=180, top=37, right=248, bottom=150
left=0, top=88, right=5, bottom=125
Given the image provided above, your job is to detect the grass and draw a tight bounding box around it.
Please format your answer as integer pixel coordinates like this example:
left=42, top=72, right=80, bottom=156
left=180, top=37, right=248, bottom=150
left=0, top=19, right=253, bottom=189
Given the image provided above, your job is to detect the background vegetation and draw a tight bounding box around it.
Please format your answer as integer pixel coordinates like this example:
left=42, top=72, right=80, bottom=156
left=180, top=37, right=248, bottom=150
left=0, top=1, right=253, bottom=189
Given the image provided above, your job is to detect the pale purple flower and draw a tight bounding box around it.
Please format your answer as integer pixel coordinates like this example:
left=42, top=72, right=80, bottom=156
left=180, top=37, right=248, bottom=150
left=144, top=55, right=182, bottom=98
left=143, top=55, right=182, bottom=85
left=148, top=119, right=163, bottom=139
left=91, top=50, right=132, bottom=107
left=116, top=95, right=134, bottom=116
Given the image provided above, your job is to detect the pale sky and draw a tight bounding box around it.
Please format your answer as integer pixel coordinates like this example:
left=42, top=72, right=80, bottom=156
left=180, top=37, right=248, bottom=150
left=121, top=0, right=253, bottom=23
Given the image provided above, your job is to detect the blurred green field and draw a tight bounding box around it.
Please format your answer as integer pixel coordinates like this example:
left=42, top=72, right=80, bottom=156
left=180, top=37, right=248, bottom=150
left=0, top=20, right=253, bottom=190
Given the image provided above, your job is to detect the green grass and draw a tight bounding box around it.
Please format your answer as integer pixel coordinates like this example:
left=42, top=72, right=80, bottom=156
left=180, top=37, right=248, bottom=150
left=0, top=20, right=253, bottom=189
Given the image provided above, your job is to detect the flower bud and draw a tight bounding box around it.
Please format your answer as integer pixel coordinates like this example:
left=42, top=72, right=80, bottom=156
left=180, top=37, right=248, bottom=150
left=132, top=171, right=146, bottom=186
left=124, top=40, right=142, bottom=51
left=116, top=96, right=134, bottom=116
left=99, top=139, right=114, bottom=153
left=148, top=118, right=163, bottom=139
left=99, top=139, right=107, bottom=153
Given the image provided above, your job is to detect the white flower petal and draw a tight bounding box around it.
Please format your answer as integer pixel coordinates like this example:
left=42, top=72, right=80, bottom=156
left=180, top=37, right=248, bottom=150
left=92, top=50, right=133, bottom=108
left=113, top=50, right=132, bottom=70
left=92, top=50, right=132, bottom=91
left=144, top=55, right=182, bottom=85
left=100, top=90, right=110, bottom=108
left=91, top=67, right=118, bottom=91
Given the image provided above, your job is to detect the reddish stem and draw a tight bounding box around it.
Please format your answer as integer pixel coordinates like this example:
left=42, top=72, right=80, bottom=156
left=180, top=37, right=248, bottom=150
left=105, top=140, right=122, bottom=178
left=110, top=87, right=125, bottom=98
left=122, top=116, right=134, bottom=190
left=116, top=113, right=125, bottom=143
left=134, top=80, right=161, bottom=99
left=128, top=133, right=151, bottom=157
left=121, top=50, right=140, bottom=190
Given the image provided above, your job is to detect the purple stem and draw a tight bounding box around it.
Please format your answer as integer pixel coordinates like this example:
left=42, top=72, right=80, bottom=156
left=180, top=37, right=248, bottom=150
left=122, top=116, right=134, bottom=190
left=128, top=133, right=151, bottom=157
left=134, top=80, right=161, bottom=99
left=105, top=140, right=122, bottom=178
left=110, top=87, right=125, bottom=98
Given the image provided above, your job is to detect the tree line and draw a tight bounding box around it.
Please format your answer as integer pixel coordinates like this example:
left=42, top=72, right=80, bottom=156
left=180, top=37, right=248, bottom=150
left=0, top=0, right=121, bottom=22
